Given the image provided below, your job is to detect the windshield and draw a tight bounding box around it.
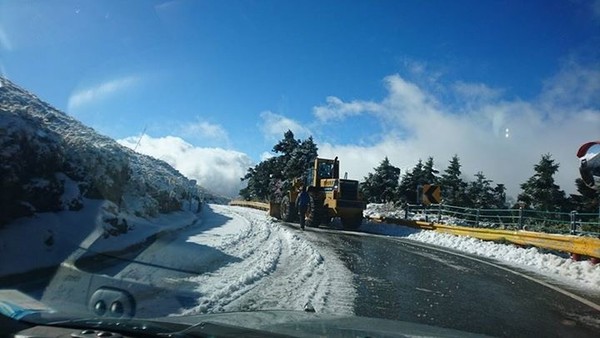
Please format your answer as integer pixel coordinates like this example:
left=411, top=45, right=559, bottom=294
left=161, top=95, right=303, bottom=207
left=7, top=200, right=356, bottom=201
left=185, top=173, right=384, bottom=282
left=1, top=1, right=599, bottom=337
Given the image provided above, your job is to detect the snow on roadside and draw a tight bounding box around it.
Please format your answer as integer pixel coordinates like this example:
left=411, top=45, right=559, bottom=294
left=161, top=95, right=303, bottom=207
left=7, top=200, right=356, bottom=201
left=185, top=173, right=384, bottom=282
left=2, top=201, right=355, bottom=317
left=0, top=199, right=198, bottom=277
left=361, top=204, right=600, bottom=295
left=176, top=204, right=356, bottom=316
left=406, top=231, right=600, bottom=293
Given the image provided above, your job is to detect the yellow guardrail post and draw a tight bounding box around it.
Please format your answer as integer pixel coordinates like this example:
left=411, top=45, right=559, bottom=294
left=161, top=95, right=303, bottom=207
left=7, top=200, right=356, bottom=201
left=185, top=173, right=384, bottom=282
left=229, top=200, right=270, bottom=211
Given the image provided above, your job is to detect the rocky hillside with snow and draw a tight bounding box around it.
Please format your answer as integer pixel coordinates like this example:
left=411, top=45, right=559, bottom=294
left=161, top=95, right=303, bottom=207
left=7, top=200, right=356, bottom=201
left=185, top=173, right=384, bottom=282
left=0, top=77, right=199, bottom=229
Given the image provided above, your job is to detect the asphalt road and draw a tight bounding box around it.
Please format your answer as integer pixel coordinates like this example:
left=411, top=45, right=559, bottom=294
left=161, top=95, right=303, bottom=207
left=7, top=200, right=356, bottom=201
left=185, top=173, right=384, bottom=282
left=3, top=208, right=599, bottom=338
left=303, top=227, right=600, bottom=338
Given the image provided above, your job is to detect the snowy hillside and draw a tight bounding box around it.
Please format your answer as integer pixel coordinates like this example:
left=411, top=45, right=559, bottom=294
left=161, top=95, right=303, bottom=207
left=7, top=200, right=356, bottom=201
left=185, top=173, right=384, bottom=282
left=0, top=77, right=204, bottom=274
left=0, top=77, right=201, bottom=222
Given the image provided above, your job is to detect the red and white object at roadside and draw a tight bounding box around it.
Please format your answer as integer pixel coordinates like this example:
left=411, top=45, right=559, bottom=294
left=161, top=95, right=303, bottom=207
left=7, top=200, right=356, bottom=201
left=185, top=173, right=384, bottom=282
left=577, top=141, right=600, bottom=191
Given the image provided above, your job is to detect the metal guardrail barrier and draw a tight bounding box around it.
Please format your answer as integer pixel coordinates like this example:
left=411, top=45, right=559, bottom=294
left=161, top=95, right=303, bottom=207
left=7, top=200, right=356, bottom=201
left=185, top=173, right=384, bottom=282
left=390, top=203, right=600, bottom=259
left=369, top=215, right=600, bottom=260
left=229, top=200, right=270, bottom=211
left=403, top=204, right=600, bottom=237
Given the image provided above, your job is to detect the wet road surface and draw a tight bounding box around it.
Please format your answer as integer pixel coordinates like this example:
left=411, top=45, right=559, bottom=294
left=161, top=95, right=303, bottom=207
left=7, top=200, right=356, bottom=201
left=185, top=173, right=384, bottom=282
left=307, top=229, right=600, bottom=337
left=3, top=212, right=600, bottom=337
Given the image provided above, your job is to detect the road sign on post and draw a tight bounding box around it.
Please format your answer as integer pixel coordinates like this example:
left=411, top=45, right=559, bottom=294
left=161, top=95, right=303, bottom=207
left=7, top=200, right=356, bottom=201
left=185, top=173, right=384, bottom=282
left=422, top=184, right=441, bottom=205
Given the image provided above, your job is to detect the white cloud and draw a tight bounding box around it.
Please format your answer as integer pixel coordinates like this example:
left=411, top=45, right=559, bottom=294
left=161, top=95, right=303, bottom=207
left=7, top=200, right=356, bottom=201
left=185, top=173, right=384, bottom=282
left=181, top=120, right=229, bottom=142
left=260, top=151, right=275, bottom=161
left=0, top=25, right=13, bottom=51
left=68, top=76, right=139, bottom=111
left=539, top=61, right=600, bottom=109
left=452, top=81, right=503, bottom=104
left=312, top=72, right=600, bottom=198
left=313, top=96, right=383, bottom=123
left=118, top=134, right=253, bottom=197
left=260, top=111, right=311, bottom=140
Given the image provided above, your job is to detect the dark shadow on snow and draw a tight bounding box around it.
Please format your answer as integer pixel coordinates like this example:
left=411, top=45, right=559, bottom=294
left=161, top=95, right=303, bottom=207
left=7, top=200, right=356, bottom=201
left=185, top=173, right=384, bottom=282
left=75, top=203, right=239, bottom=276
left=19, top=204, right=241, bottom=317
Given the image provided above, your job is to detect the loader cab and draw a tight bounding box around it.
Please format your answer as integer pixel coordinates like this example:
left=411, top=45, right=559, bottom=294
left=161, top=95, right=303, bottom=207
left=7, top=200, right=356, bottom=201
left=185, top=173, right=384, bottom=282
left=306, top=157, right=339, bottom=187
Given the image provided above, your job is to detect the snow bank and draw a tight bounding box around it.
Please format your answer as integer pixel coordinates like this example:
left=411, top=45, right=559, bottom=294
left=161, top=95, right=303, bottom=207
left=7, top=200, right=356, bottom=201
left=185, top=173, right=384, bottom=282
left=176, top=205, right=356, bottom=315
left=406, top=231, right=600, bottom=293
left=362, top=204, right=600, bottom=295
left=0, top=198, right=199, bottom=277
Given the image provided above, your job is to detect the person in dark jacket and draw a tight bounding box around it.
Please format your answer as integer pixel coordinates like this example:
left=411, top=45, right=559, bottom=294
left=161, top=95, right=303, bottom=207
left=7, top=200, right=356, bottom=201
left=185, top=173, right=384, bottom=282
left=296, top=186, right=309, bottom=230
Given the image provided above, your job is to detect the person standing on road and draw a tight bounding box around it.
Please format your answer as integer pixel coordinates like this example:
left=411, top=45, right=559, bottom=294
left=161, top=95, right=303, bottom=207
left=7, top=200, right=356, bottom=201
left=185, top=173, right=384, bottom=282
left=296, top=186, right=309, bottom=230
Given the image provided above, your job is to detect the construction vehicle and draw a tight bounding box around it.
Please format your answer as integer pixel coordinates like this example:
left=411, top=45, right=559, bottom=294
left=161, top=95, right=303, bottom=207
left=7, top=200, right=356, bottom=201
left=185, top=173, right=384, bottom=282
left=269, top=157, right=365, bottom=229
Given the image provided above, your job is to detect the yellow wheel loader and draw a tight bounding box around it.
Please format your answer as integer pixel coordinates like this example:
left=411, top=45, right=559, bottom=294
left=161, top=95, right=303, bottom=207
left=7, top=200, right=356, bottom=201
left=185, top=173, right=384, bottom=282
left=269, top=157, right=365, bottom=229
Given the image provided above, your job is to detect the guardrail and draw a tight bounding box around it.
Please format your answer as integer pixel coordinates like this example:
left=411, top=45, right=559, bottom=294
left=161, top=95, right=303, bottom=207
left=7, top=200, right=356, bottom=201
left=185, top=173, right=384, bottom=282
left=230, top=200, right=600, bottom=260
left=403, top=204, right=600, bottom=237
left=369, top=216, right=600, bottom=260
left=229, top=200, right=270, bottom=211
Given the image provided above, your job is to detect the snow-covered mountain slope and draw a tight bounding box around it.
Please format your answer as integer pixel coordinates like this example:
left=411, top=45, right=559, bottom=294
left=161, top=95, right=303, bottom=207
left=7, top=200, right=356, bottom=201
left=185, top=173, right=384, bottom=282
left=0, top=77, right=211, bottom=277
left=0, top=77, right=200, bottom=227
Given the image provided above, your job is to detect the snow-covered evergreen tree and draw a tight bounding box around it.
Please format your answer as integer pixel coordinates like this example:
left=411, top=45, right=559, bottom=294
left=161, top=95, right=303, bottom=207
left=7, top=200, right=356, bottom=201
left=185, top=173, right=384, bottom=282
left=360, top=157, right=401, bottom=203
left=439, top=155, right=468, bottom=206
left=466, top=171, right=496, bottom=208
left=240, top=130, right=317, bottom=201
left=284, top=136, right=318, bottom=180
left=423, top=157, right=439, bottom=185
left=492, top=183, right=507, bottom=209
left=570, top=178, right=599, bottom=213
left=397, top=159, right=429, bottom=204
left=518, top=154, right=569, bottom=211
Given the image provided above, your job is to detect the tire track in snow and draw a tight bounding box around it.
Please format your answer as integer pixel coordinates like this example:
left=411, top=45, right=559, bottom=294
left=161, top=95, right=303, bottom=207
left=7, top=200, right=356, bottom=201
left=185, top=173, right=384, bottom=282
left=177, top=205, right=356, bottom=315
left=220, top=206, right=356, bottom=314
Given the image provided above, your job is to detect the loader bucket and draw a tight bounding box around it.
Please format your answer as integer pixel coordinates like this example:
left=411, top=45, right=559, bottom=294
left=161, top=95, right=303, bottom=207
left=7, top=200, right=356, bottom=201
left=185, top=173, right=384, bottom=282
left=269, top=202, right=281, bottom=218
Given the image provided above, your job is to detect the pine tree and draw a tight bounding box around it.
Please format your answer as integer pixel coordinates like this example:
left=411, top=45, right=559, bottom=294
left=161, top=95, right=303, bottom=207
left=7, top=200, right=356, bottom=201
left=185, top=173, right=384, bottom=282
left=240, top=157, right=280, bottom=201
left=360, top=157, right=401, bottom=203
left=272, top=130, right=299, bottom=162
left=518, top=154, right=569, bottom=211
left=240, top=130, right=318, bottom=201
left=467, top=171, right=496, bottom=208
left=493, top=184, right=507, bottom=208
left=397, top=159, right=426, bottom=204
left=423, top=157, right=439, bottom=185
left=570, top=178, right=599, bottom=213
left=283, top=136, right=318, bottom=180
left=439, top=155, right=468, bottom=206
left=397, top=170, right=414, bottom=203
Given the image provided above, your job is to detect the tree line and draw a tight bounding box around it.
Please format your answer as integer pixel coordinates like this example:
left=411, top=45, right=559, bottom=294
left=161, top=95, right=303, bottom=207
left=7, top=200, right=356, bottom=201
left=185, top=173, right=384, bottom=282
left=360, top=154, right=598, bottom=213
left=239, top=131, right=598, bottom=213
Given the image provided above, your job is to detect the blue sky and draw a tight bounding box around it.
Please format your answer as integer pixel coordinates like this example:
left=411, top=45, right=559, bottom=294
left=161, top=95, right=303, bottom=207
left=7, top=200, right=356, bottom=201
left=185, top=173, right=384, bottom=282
left=1, top=0, right=599, bottom=198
